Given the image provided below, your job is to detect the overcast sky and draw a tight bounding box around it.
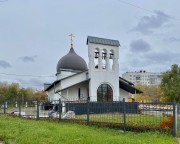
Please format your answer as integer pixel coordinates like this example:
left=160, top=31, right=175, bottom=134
left=0, top=0, right=179, bottom=89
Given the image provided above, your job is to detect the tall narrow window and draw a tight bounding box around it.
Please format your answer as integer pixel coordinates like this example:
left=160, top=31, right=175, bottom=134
left=78, top=88, right=81, bottom=99
left=109, top=50, right=114, bottom=70
left=94, top=48, right=99, bottom=69
left=97, top=84, right=113, bottom=102
left=102, top=49, right=107, bottom=69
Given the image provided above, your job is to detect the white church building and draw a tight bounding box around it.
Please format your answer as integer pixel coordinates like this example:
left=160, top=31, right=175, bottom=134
left=44, top=36, right=142, bottom=102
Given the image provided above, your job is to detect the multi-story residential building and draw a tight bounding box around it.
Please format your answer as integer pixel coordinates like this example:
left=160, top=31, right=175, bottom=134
left=122, top=70, right=162, bottom=86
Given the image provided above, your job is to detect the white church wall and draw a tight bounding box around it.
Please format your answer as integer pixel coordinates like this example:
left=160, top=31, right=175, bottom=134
left=48, top=89, right=54, bottom=101
left=89, top=73, right=119, bottom=101
left=48, top=82, right=88, bottom=102
left=48, top=90, right=61, bottom=102
left=119, top=89, right=129, bottom=102
left=88, top=42, right=120, bottom=101
left=48, top=72, right=89, bottom=102
left=60, top=72, right=88, bottom=90
left=61, top=82, right=88, bottom=100
left=48, top=84, right=61, bottom=102
left=57, top=71, right=77, bottom=80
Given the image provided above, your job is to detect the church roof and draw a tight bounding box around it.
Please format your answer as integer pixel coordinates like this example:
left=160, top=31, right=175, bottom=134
left=56, top=48, right=88, bottom=73
left=119, top=77, right=143, bottom=94
left=87, top=36, right=120, bottom=46
left=44, top=75, right=142, bottom=94
left=44, top=71, right=88, bottom=91
left=44, top=79, right=60, bottom=91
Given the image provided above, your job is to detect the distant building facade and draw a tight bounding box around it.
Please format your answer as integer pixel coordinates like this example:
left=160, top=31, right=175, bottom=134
left=122, top=70, right=161, bottom=86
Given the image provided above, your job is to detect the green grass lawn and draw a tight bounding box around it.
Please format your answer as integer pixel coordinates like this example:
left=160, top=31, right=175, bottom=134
left=0, top=115, right=177, bottom=144
left=76, top=113, right=168, bottom=127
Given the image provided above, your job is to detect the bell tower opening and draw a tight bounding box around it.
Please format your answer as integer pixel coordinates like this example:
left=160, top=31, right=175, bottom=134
left=94, top=48, right=99, bottom=69
left=109, top=50, right=114, bottom=70
left=102, top=49, right=107, bottom=69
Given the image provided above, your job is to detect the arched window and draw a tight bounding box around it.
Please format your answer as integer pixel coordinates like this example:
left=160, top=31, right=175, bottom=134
left=97, top=84, right=113, bottom=102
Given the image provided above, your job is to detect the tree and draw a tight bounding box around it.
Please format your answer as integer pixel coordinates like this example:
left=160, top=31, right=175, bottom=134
left=0, top=82, right=47, bottom=101
left=160, top=64, right=180, bottom=102
left=135, top=84, right=162, bottom=102
left=0, top=82, right=8, bottom=100
left=20, top=88, right=34, bottom=100
left=135, top=84, right=150, bottom=102
left=33, top=91, right=47, bottom=100
left=6, top=83, right=20, bottom=101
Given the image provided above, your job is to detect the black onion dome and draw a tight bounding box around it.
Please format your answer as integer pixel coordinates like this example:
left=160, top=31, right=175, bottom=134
left=57, top=48, right=88, bottom=72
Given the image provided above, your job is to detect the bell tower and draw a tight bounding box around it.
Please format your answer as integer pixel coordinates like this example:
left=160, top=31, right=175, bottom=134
left=87, top=36, right=120, bottom=101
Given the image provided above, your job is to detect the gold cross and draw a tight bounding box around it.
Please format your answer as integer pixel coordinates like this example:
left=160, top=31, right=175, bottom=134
left=69, top=33, right=75, bottom=48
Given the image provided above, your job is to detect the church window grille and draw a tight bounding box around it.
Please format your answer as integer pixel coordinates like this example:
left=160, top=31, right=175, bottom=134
left=97, top=84, right=113, bottom=102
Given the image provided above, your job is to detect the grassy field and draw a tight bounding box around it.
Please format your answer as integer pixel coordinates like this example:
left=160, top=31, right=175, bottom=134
left=0, top=115, right=177, bottom=144
left=76, top=113, right=167, bottom=126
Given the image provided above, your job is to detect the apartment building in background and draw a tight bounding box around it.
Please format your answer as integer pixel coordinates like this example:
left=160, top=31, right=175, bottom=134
left=122, top=70, right=162, bottom=86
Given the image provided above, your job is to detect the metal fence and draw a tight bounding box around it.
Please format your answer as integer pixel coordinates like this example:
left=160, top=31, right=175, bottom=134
left=178, top=103, right=180, bottom=114
left=0, top=99, right=178, bottom=136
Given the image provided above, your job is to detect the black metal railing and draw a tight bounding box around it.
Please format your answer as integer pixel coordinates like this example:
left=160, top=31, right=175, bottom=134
left=0, top=98, right=178, bottom=136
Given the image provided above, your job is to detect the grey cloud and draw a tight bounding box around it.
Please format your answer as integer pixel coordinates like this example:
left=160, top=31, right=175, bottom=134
left=17, top=78, right=43, bottom=89
left=129, top=58, right=147, bottom=67
left=130, top=39, right=151, bottom=53
left=127, top=51, right=180, bottom=72
left=132, top=10, right=171, bottom=34
left=19, top=55, right=37, bottom=62
left=145, top=52, right=180, bottom=64
left=29, top=78, right=43, bottom=86
left=163, top=37, right=180, bottom=43
left=0, top=60, right=11, bottom=69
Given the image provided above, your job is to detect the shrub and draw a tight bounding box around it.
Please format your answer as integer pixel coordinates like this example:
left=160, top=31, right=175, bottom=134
left=158, top=115, right=173, bottom=129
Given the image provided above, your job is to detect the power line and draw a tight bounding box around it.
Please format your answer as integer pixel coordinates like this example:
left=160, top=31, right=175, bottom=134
left=0, top=72, right=55, bottom=78
left=116, top=0, right=180, bottom=21
left=0, top=76, right=54, bottom=87
left=117, top=0, right=154, bottom=14
left=0, top=80, right=45, bottom=88
left=0, top=79, right=44, bottom=86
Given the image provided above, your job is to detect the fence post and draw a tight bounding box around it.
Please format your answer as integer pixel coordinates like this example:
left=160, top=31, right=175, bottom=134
left=87, top=97, right=90, bottom=125
left=59, top=99, right=61, bottom=121
left=18, top=99, right=21, bottom=117
left=173, top=99, right=177, bottom=137
left=37, top=100, right=39, bottom=119
left=3, top=101, right=6, bottom=114
left=123, top=98, right=126, bottom=131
